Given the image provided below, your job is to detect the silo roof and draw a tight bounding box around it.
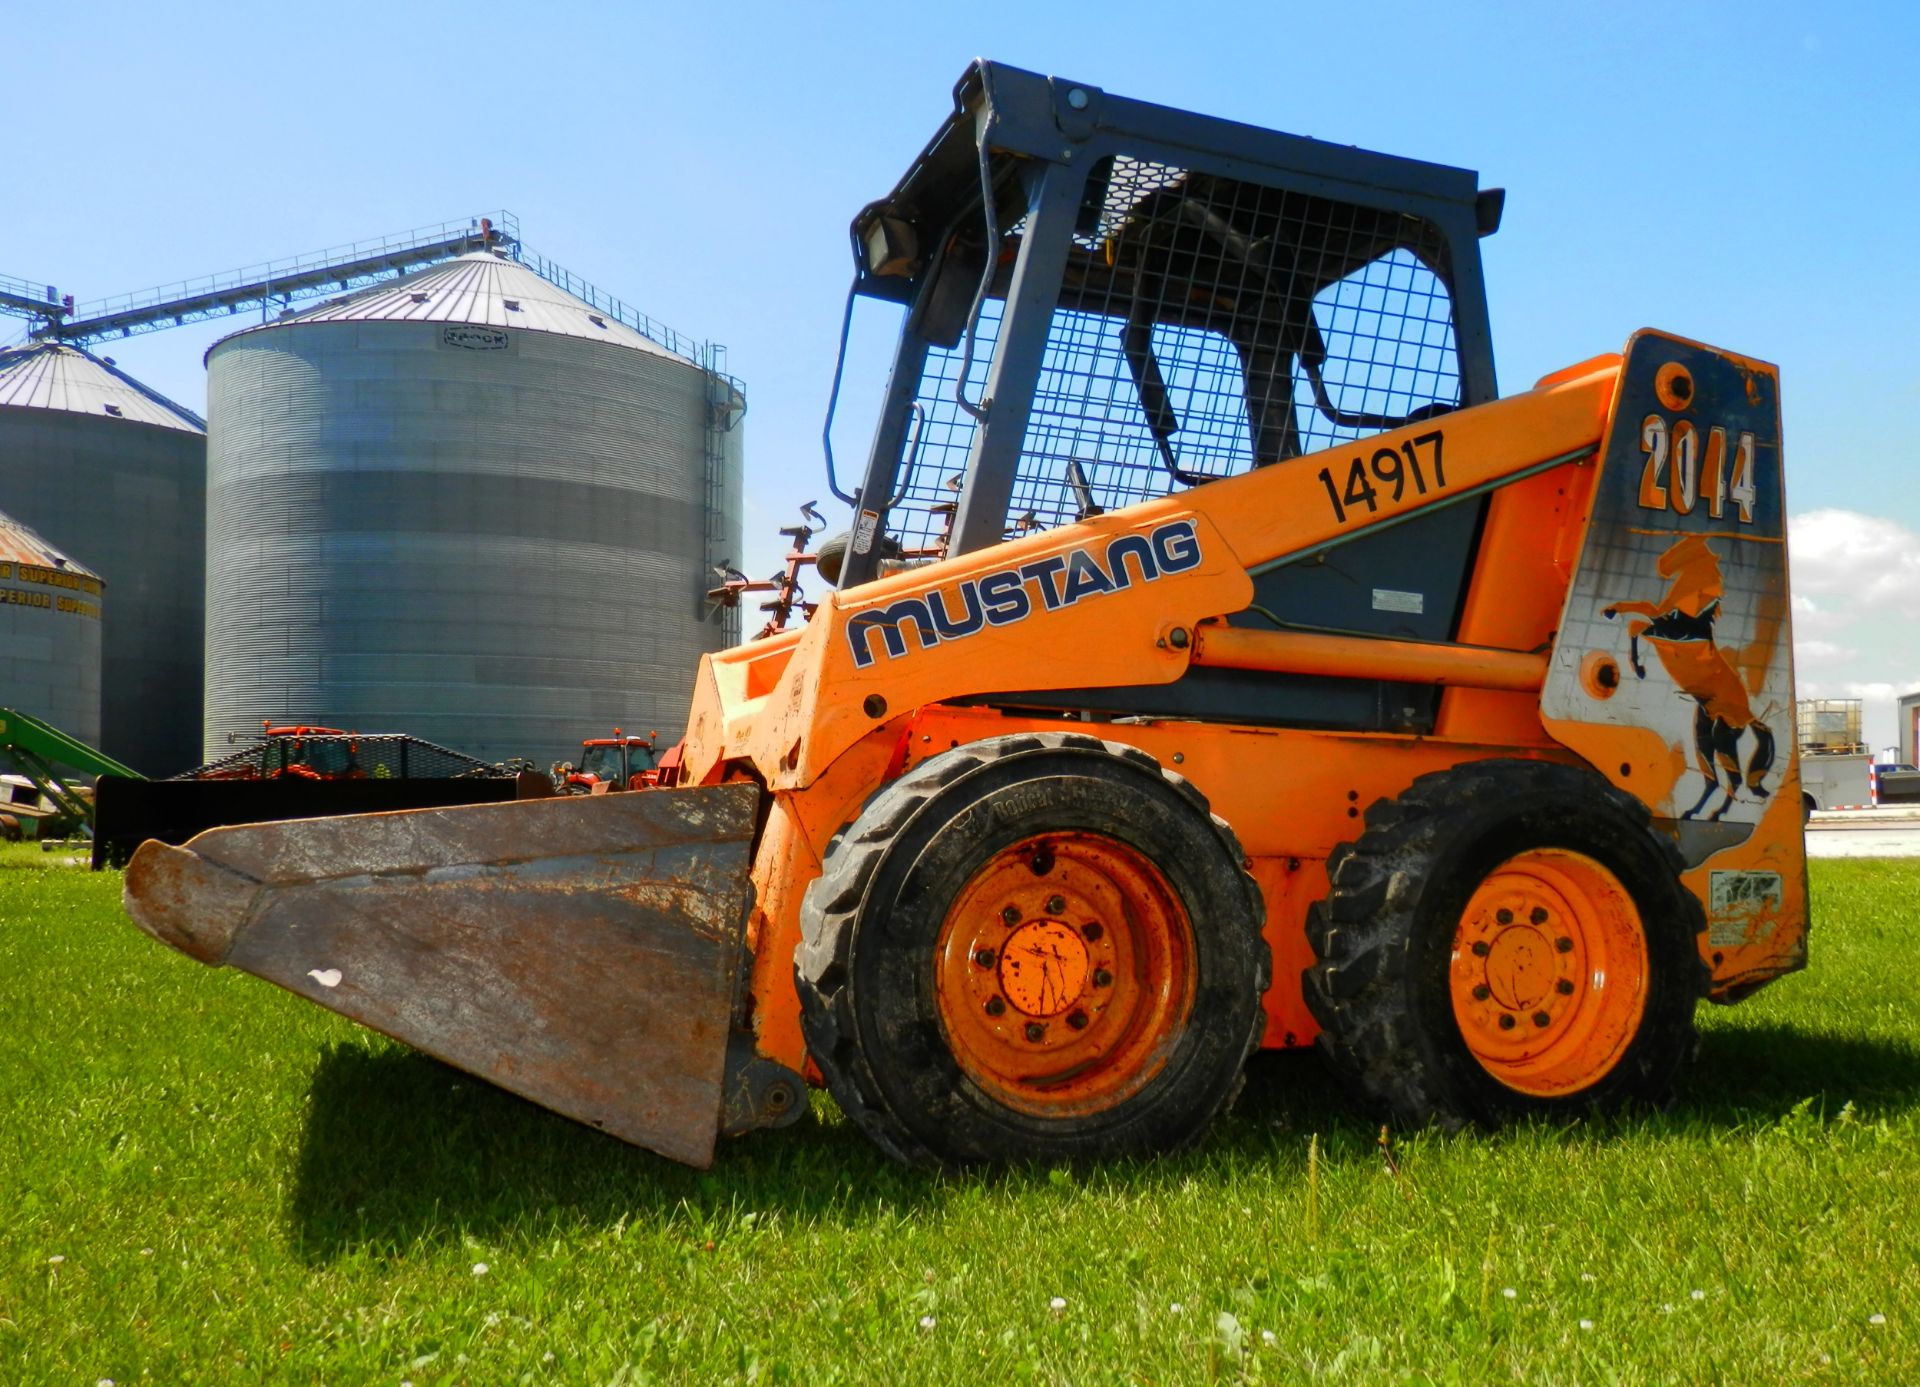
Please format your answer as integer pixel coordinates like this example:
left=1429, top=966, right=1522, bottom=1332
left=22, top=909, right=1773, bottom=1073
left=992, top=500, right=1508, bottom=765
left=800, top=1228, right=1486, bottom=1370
left=0, top=341, right=206, bottom=434
left=0, top=506, right=103, bottom=580
left=242, top=251, right=697, bottom=364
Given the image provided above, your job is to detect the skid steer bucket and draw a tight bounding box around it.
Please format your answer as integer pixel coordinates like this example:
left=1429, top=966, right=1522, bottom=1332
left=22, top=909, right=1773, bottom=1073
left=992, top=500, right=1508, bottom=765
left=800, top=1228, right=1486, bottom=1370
left=122, top=784, right=762, bottom=1168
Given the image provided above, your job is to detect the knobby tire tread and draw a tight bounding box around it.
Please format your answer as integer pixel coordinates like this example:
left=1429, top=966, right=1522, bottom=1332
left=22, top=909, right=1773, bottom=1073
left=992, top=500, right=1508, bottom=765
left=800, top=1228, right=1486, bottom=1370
left=796, top=732, right=1268, bottom=1167
left=1303, top=758, right=1709, bottom=1129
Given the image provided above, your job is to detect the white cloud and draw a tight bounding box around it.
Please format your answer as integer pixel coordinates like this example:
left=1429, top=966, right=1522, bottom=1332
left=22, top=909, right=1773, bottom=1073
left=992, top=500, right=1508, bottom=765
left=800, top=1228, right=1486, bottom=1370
left=1795, top=639, right=1854, bottom=663
left=1787, top=509, right=1920, bottom=753
left=1790, top=509, right=1920, bottom=611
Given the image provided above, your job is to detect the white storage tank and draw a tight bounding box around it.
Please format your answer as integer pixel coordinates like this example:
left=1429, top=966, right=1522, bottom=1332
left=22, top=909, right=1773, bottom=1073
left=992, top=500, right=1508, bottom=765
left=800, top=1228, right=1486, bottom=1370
left=0, top=508, right=103, bottom=749
left=202, top=250, right=744, bottom=767
left=0, top=342, right=204, bottom=775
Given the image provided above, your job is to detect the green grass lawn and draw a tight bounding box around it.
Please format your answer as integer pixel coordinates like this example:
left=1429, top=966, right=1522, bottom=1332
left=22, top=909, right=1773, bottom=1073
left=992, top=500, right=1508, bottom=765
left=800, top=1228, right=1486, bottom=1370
left=2, top=843, right=1916, bottom=1385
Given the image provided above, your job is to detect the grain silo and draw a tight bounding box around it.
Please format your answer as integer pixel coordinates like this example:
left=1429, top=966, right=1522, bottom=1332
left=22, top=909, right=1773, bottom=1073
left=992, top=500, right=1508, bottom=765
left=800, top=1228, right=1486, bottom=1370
left=203, top=249, right=745, bottom=768
left=0, top=508, right=104, bottom=749
left=0, top=342, right=205, bottom=774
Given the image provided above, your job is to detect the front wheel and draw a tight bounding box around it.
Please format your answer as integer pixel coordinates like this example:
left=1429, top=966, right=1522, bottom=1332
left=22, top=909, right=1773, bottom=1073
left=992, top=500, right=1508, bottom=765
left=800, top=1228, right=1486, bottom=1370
left=796, top=732, right=1268, bottom=1166
left=1304, top=759, right=1707, bottom=1126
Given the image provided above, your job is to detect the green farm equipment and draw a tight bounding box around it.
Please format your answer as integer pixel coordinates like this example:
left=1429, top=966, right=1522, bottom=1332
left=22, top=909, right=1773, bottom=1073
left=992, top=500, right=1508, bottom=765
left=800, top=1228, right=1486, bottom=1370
left=0, top=706, right=140, bottom=845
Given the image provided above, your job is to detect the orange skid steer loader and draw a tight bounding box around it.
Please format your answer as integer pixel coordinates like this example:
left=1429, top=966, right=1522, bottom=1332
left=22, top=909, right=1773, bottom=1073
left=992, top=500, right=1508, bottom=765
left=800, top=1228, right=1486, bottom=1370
left=124, top=63, right=1806, bottom=1169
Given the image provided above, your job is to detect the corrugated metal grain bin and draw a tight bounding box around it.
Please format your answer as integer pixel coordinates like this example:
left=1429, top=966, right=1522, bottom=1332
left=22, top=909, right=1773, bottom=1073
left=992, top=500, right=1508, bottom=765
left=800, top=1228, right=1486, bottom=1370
left=0, top=508, right=104, bottom=750
left=0, top=342, right=205, bottom=775
left=203, top=250, right=744, bottom=767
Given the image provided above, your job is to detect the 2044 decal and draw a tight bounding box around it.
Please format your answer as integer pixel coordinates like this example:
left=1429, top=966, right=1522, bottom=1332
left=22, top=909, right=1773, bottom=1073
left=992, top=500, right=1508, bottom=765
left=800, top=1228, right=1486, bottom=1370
left=1637, top=414, right=1758, bottom=522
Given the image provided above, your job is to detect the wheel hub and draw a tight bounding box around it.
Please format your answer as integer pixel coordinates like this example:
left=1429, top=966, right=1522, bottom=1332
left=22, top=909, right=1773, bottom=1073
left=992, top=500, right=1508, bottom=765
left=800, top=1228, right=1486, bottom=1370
left=1482, top=922, right=1554, bottom=1011
left=932, top=832, right=1194, bottom=1116
left=999, top=919, right=1091, bottom=1017
left=1449, top=848, right=1649, bottom=1097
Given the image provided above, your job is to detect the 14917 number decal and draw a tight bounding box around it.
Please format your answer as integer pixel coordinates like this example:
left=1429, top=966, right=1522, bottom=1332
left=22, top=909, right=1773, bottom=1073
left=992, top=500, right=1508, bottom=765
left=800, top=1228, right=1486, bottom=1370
left=1637, top=414, right=1757, bottom=522
left=1317, top=430, right=1446, bottom=525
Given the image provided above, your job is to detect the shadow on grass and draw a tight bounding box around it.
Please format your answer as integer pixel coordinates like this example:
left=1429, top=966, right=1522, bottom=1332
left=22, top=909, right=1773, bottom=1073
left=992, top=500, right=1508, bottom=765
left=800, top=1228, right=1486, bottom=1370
left=286, top=1043, right=1358, bottom=1258
left=286, top=1040, right=918, bottom=1259
left=1686, top=1019, right=1920, bottom=1120
left=287, top=1023, right=1920, bottom=1258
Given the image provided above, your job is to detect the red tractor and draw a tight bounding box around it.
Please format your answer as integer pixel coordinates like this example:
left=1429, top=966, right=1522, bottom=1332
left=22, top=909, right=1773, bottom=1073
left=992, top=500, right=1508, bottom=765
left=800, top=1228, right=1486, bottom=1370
left=198, top=724, right=367, bottom=781
left=552, top=730, right=659, bottom=794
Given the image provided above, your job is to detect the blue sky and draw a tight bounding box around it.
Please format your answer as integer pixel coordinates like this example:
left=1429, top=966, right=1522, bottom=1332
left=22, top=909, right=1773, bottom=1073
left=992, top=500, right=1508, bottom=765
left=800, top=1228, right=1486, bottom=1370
left=11, top=0, right=1918, bottom=745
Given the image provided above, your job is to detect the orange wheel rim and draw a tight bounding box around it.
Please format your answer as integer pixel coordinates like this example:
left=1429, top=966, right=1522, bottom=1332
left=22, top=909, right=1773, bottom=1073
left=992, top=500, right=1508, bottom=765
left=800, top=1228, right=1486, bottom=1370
left=1449, top=848, right=1648, bottom=1098
left=934, top=832, right=1195, bottom=1116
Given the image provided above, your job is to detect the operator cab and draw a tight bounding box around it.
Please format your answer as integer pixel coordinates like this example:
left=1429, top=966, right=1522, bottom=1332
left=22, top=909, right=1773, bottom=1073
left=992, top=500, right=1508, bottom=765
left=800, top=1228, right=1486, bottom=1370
left=829, top=62, right=1505, bottom=734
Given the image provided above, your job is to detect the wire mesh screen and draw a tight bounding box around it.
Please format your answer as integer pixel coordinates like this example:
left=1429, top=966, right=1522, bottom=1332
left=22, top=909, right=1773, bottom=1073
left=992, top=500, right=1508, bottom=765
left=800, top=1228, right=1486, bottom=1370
left=1293, top=246, right=1459, bottom=453
left=883, top=155, right=1461, bottom=551
left=177, top=734, right=520, bottom=781
left=888, top=299, right=1005, bottom=551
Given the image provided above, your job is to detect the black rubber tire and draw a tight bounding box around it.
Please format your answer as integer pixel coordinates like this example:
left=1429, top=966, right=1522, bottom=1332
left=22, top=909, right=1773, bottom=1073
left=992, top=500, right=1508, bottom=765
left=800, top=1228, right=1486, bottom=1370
left=796, top=732, right=1268, bottom=1166
left=1303, top=759, right=1708, bottom=1127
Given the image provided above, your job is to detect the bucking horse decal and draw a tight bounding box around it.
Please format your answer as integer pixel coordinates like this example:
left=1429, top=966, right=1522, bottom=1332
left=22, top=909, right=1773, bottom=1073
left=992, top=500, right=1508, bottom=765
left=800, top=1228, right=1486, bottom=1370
left=1604, top=535, right=1776, bottom=821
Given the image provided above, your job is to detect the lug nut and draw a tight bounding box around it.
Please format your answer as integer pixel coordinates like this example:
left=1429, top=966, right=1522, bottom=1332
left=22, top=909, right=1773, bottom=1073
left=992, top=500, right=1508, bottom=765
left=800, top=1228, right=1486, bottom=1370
left=1472, top=984, right=1491, bottom=1001
left=1555, top=936, right=1574, bottom=953
left=1498, top=1014, right=1516, bottom=1031
left=1082, top=922, right=1103, bottom=942
left=1556, top=978, right=1575, bottom=996
left=1530, top=907, right=1549, bottom=925
left=1532, top=1011, right=1552, bottom=1028
left=985, top=997, right=1006, bottom=1016
left=1002, top=905, right=1021, bottom=926
left=1471, top=940, right=1490, bottom=957
left=974, top=948, right=996, bottom=968
left=1046, top=895, right=1067, bottom=915
left=1092, top=968, right=1113, bottom=988
left=1496, top=908, right=1513, bottom=925
left=1067, top=1010, right=1089, bottom=1030
left=1024, top=1022, right=1046, bottom=1042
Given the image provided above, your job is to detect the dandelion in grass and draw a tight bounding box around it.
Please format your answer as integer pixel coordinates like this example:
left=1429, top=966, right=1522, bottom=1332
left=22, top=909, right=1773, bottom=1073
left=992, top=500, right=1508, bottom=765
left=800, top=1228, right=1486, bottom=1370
left=1662, top=1304, right=1674, bottom=1314
left=1169, top=1302, right=1184, bottom=1315
left=1049, top=1296, right=1067, bottom=1316
left=1260, top=1330, right=1277, bottom=1347
left=472, top=1262, right=490, bottom=1276
left=1870, top=1314, right=1887, bottom=1326
left=1578, top=1319, right=1594, bottom=1331
left=1502, top=1288, right=1517, bottom=1300
left=1690, top=1289, right=1705, bottom=1301
left=919, top=1315, right=937, bottom=1332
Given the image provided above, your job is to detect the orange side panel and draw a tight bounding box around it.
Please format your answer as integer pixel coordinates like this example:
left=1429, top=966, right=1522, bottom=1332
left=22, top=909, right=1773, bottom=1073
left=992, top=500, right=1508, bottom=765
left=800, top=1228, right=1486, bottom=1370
left=1435, top=459, right=1598, bottom=746
left=743, top=728, right=903, bottom=1074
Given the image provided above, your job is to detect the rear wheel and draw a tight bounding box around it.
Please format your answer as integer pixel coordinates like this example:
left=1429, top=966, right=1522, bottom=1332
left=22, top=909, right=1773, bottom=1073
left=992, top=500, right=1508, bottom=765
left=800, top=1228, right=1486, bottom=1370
left=796, top=732, right=1268, bottom=1166
left=1305, top=759, right=1707, bottom=1126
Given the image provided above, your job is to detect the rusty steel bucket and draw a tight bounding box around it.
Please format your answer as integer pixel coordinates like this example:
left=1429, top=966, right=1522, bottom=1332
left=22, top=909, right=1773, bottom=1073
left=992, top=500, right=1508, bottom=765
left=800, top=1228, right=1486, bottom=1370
left=122, top=784, right=767, bottom=1168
